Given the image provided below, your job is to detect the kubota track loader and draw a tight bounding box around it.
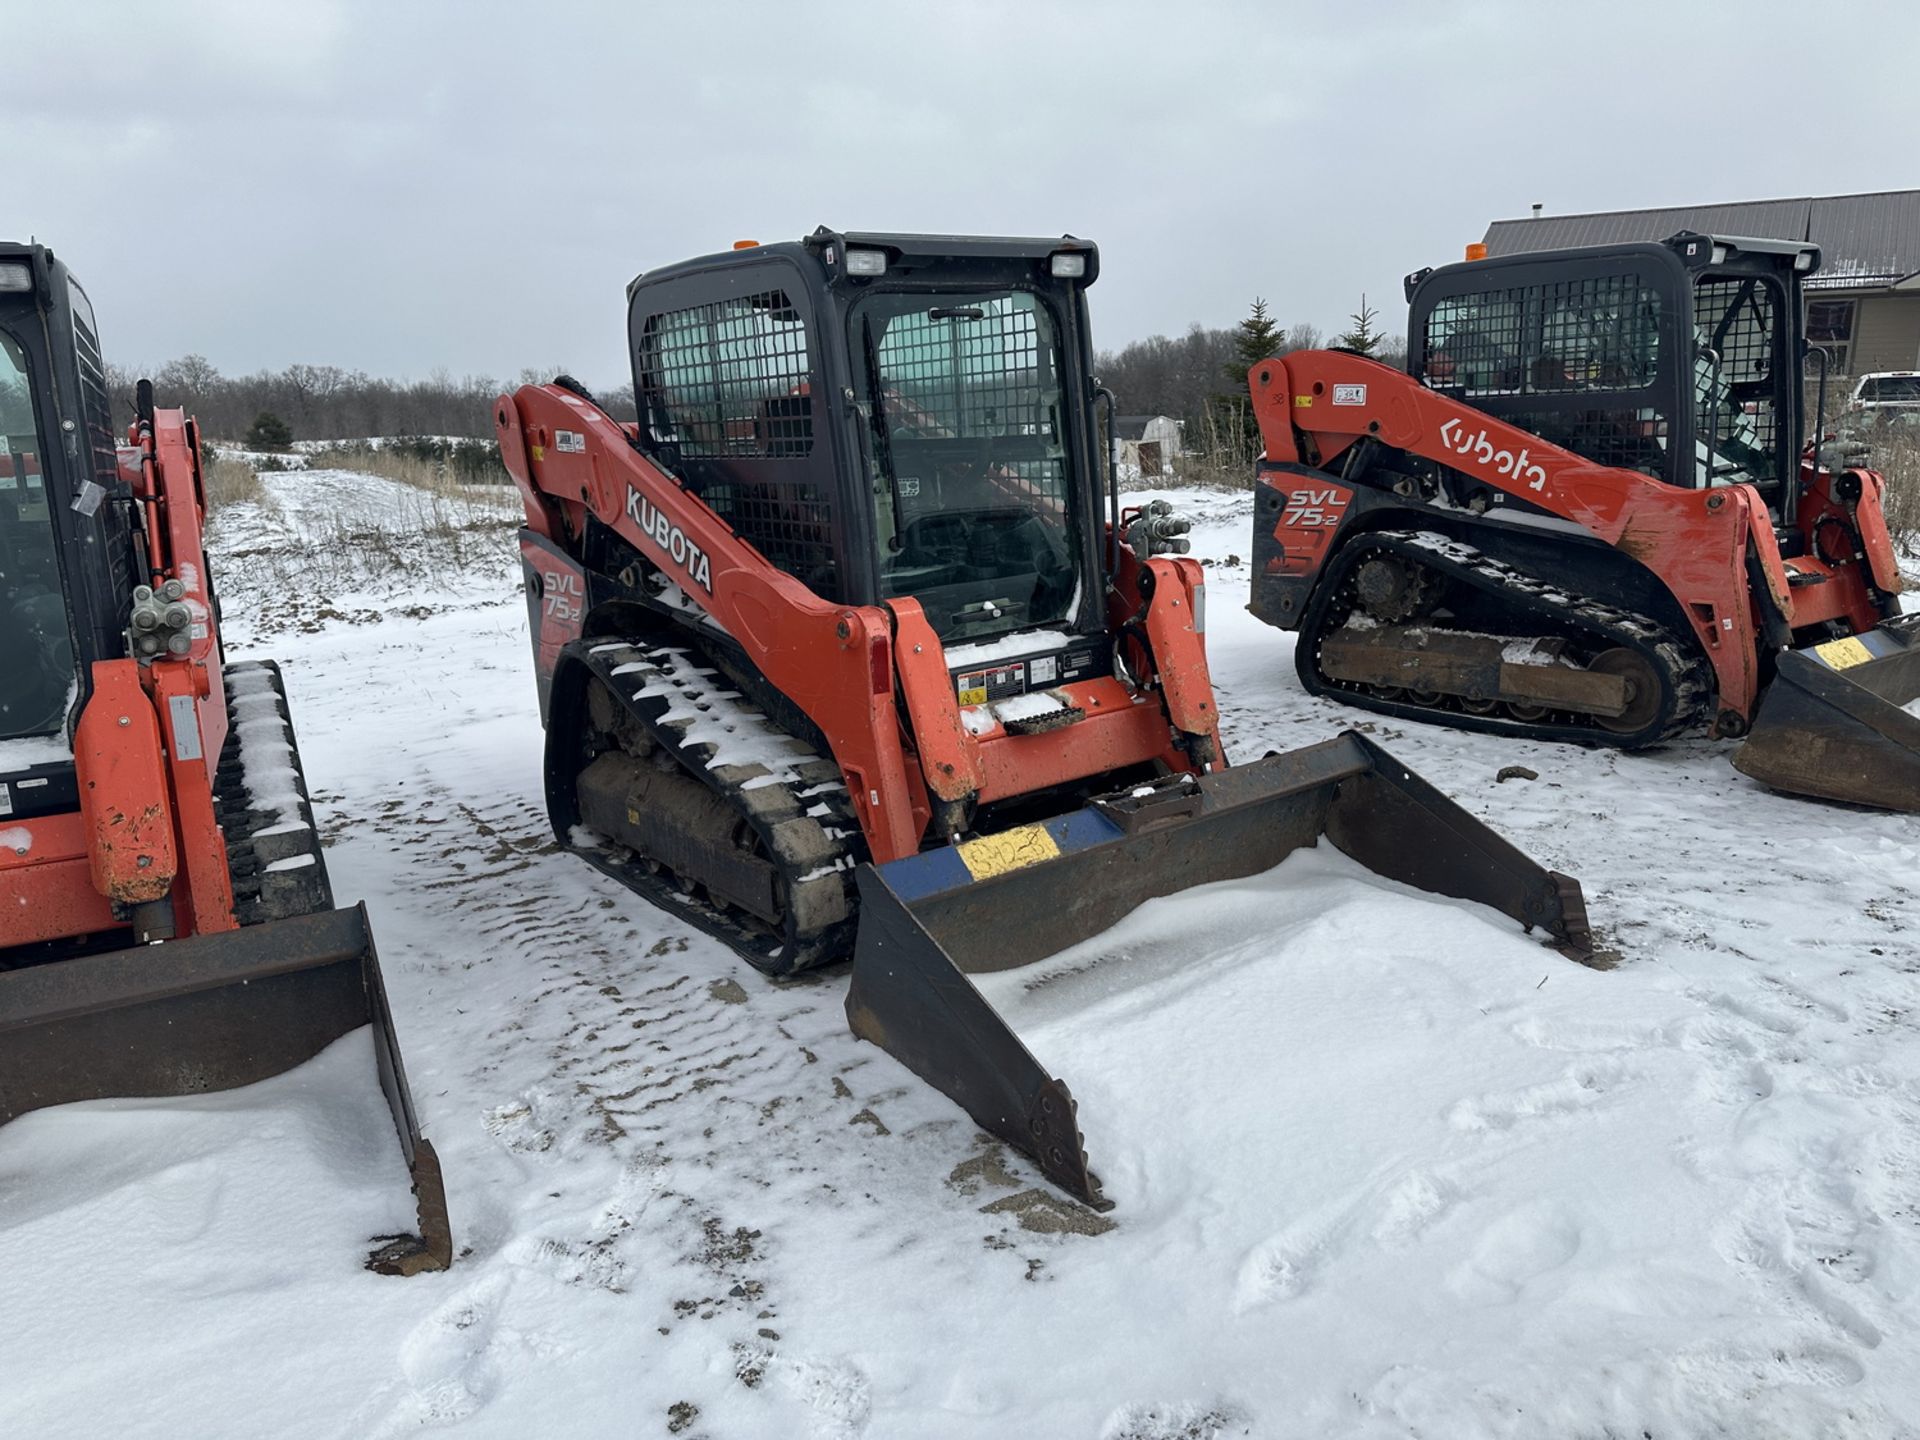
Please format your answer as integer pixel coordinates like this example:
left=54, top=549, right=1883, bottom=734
left=1248, top=231, right=1916, bottom=811
left=0, top=243, right=450, bottom=1274
left=497, top=228, right=1594, bottom=1208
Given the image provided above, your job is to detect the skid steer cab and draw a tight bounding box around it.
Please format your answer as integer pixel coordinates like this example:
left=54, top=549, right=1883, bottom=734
left=496, top=228, right=1596, bottom=1207
left=0, top=242, right=449, bottom=1274
left=1246, top=230, right=1915, bottom=812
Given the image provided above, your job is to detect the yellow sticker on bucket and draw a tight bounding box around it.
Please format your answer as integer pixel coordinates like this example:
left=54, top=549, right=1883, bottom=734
left=1813, top=635, right=1874, bottom=670
left=956, top=824, right=1061, bottom=881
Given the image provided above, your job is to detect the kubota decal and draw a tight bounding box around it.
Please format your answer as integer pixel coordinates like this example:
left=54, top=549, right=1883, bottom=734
left=1439, top=417, right=1548, bottom=492
left=625, top=488, right=713, bottom=593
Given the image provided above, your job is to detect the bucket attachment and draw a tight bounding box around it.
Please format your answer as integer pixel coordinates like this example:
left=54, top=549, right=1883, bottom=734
left=0, top=903, right=451, bottom=1275
left=845, top=731, right=1592, bottom=1209
left=1734, top=615, right=1920, bottom=813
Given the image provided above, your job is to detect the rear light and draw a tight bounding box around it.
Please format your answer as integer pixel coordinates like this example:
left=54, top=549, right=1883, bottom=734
left=0, top=262, right=30, bottom=292
left=846, top=249, right=888, bottom=277
left=1049, top=252, right=1087, bottom=278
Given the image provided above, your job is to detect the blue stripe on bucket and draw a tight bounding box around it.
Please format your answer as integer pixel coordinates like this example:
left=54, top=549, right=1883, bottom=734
left=872, top=806, right=1129, bottom=904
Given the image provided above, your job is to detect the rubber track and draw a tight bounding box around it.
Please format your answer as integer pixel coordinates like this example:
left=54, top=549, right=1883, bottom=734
left=1299, top=530, right=1714, bottom=749
left=212, top=659, right=336, bottom=926
left=567, top=638, right=863, bottom=977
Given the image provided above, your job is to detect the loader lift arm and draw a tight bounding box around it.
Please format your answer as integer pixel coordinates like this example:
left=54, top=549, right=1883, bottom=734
left=495, top=378, right=1220, bottom=867
left=500, top=382, right=923, bottom=860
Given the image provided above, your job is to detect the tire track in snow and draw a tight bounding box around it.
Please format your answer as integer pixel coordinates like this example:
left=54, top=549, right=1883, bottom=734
left=1444, top=1057, right=1641, bottom=1133
left=1668, top=960, right=1913, bottom=1377
left=320, top=779, right=972, bottom=1437
left=1206, top=613, right=1920, bottom=1417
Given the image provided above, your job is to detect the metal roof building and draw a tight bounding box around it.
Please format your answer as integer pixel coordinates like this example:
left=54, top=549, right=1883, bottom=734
left=1482, top=191, right=1920, bottom=375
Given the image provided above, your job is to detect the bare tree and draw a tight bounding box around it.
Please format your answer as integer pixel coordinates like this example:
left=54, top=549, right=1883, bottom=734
left=1096, top=324, right=1241, bottom=429
left=108, top=353, right=601, bottom=441
left=1282, top=323, right=1324, bottom=353
left=154, top=353, right=222, bottom=416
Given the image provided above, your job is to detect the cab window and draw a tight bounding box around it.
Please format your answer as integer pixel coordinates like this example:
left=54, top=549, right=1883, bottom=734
left=0, top=331, right=75, bottom=743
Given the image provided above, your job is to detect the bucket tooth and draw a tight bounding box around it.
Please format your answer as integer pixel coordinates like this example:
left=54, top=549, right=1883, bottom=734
left=846, top=731, right=1593, bottom=1208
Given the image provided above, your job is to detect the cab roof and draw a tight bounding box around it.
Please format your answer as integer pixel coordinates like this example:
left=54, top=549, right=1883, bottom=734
left=629, top=227, right=1099, bottom=297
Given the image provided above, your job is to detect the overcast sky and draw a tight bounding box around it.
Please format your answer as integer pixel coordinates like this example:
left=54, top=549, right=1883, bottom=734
left=14, top=0, right=1919, bottom=388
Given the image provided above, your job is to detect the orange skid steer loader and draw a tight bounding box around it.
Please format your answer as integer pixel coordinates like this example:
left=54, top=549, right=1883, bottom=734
left=497, top=229, right=1596, bottom=1207
left=0, top=243, right=449, bottom=1273
left=1247, top=232, right=1916, bottom=811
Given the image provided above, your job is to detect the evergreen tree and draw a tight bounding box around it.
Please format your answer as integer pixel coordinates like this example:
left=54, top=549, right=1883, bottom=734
left=1208, top=297, right=1288, bottom=454
left=245, top=410, right=293, bottom=451
left=1337, top=294, right=1382, bottom=357
left=1223, top=297, right=1283, bottom=383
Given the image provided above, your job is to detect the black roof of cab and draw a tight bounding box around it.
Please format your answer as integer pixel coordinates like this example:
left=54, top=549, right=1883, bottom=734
left=628, top=227, right=1099, bottom=299
left=1406, top=231, right=1821, bottom=303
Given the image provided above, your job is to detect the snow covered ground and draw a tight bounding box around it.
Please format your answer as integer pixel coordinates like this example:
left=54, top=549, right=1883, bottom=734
left=3, top=474, right=1919, bottom=1439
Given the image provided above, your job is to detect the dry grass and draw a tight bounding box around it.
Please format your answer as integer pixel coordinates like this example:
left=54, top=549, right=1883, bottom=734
left=1164, top=403, right=1261, bottom=491
left=297, top=446, right=519, bottom=585
left=202, top=452, right=267, bottom=511
left=303, top=439, right=509, bottom=500
left=306, top=444, right=459, bottom=496
left=199, top=437, right=519, bottom=604
left=1868, top=426, right=1920, bottom=554
left=272, top=441, right=520, bottom=587
left=1812, top=367, right=1920, bottom=555
left=299, top=509, right=514, bottom=590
